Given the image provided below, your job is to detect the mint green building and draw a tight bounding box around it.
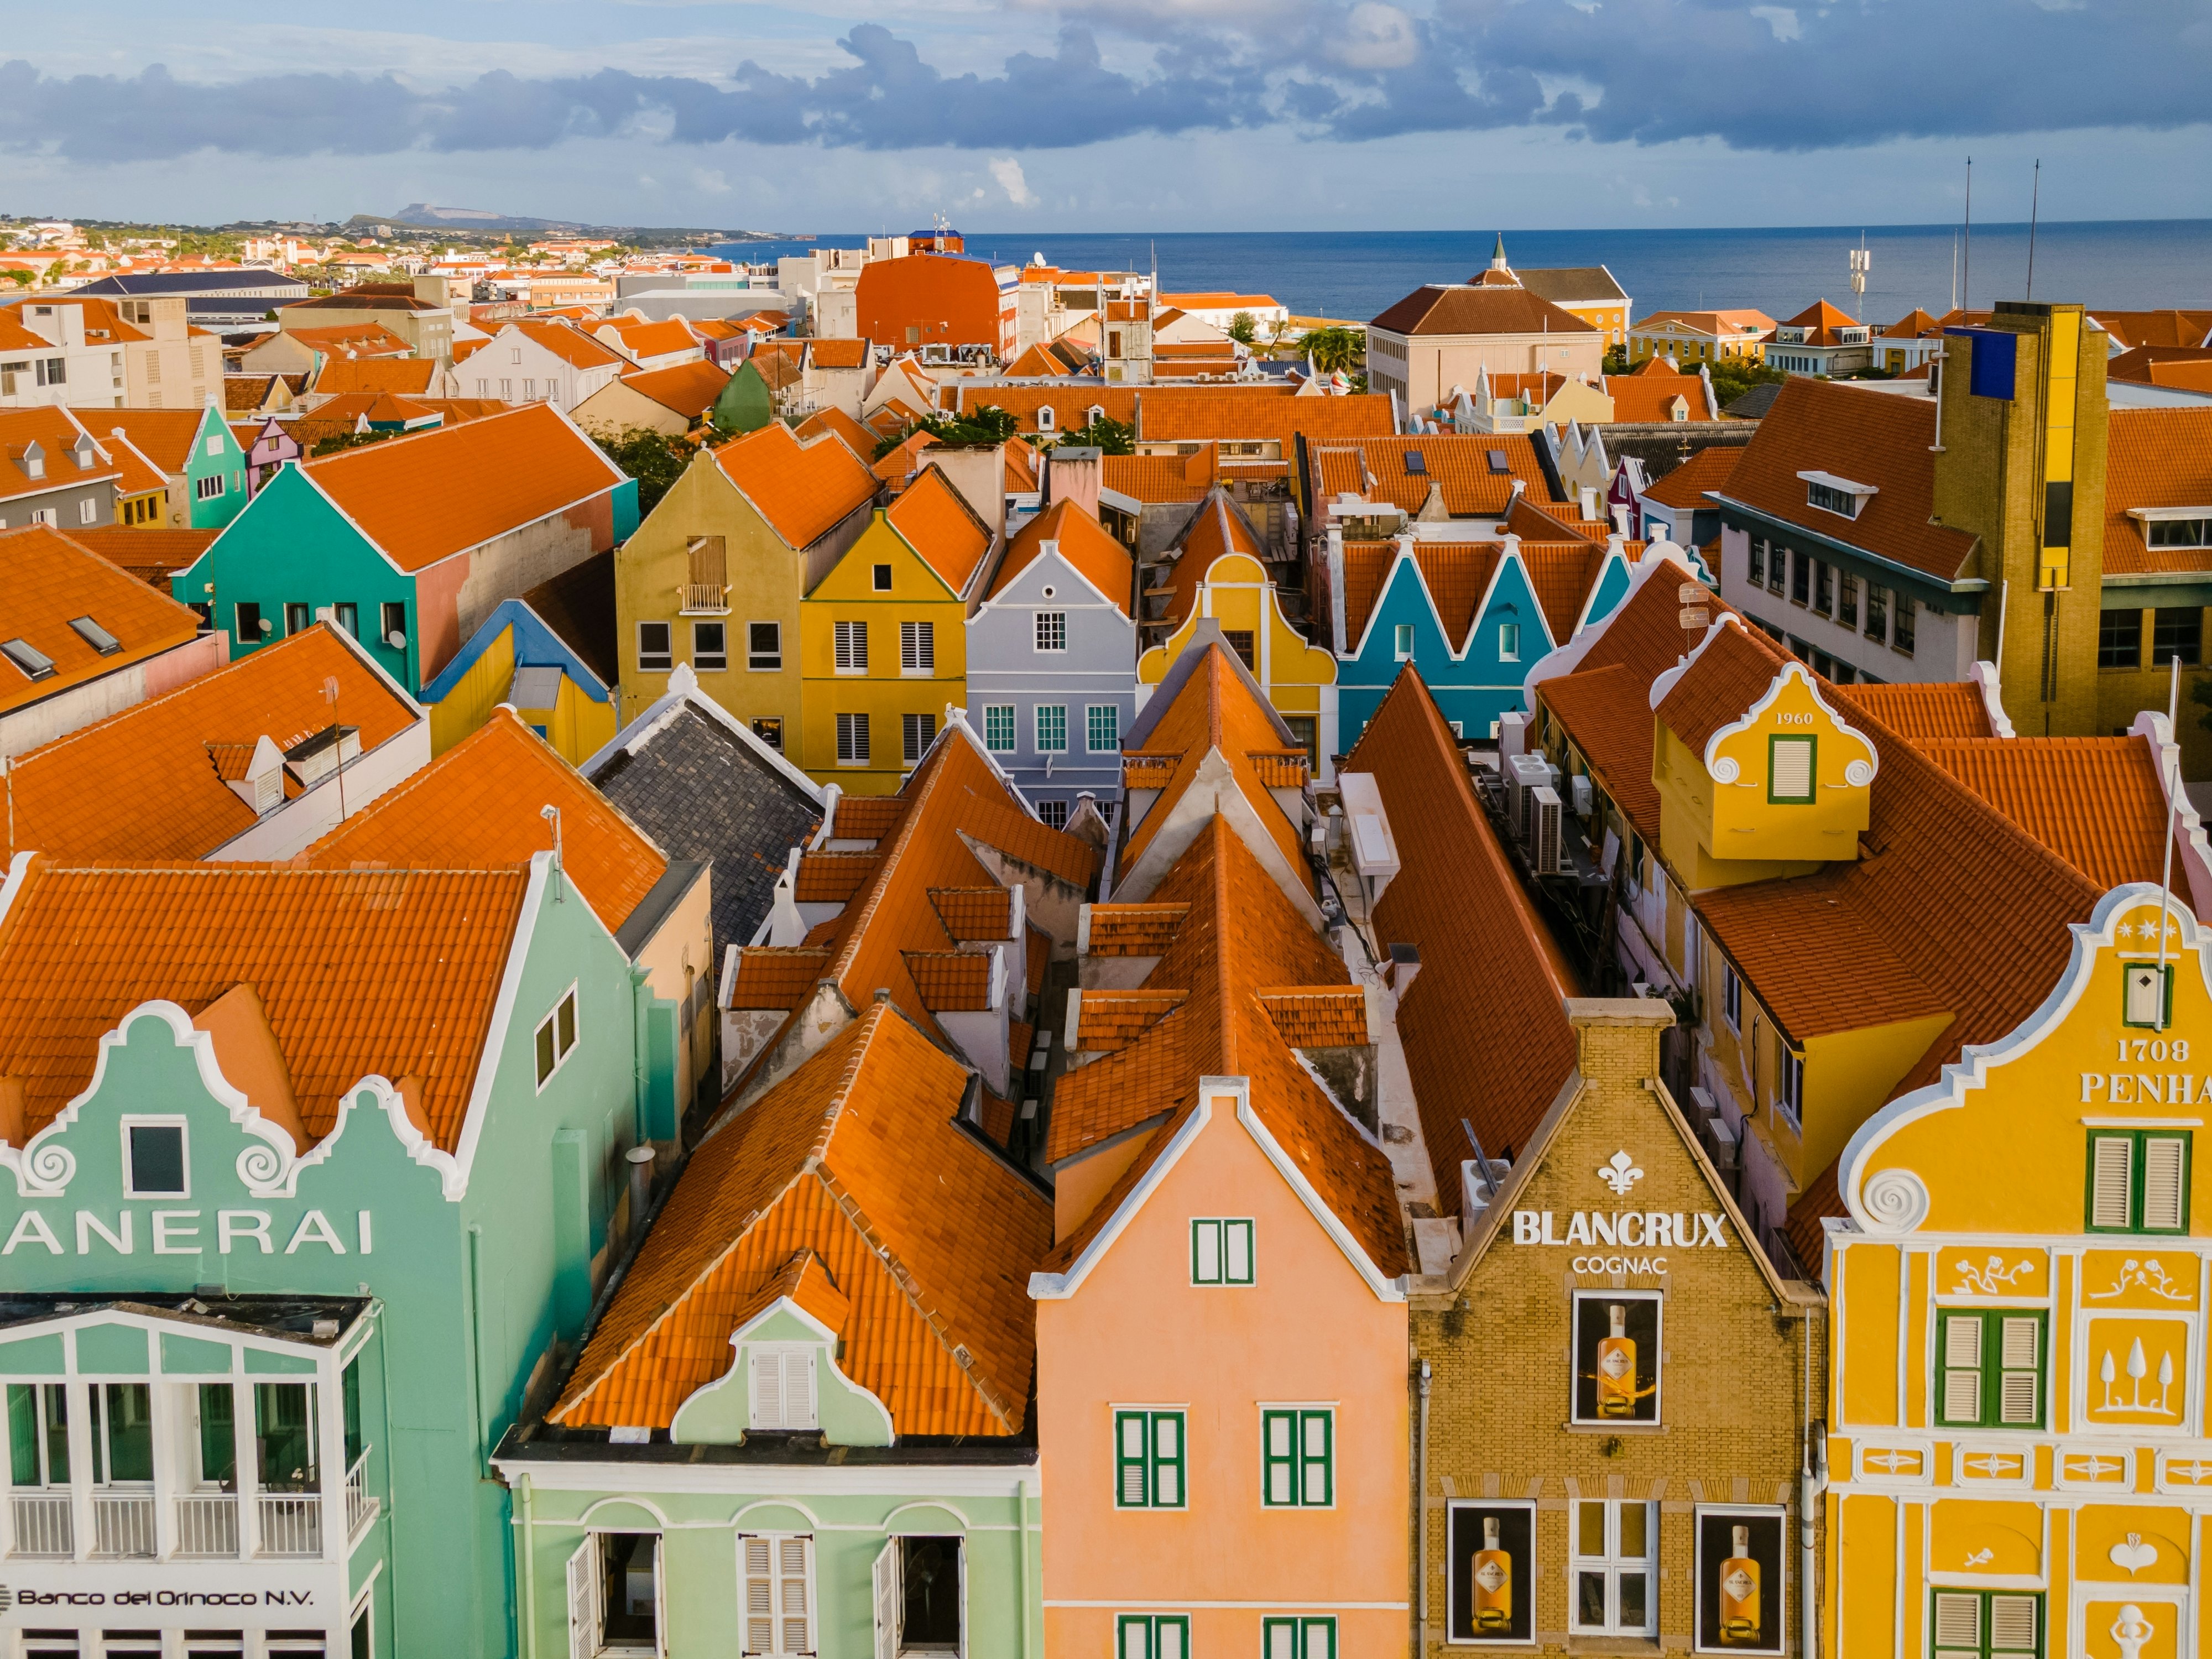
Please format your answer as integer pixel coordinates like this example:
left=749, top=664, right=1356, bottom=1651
left=0, top=851, right=680, bottom=1658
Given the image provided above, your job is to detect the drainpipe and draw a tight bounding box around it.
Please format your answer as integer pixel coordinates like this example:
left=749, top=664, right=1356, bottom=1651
left=1416, top=1360, right=1432, bottom=1645
left=1018, top=1473, right=1032, bottom=1659
left=518, top=1472, right=538, bottom=1659
left=1801, top=1309, right=1827, bottom=1659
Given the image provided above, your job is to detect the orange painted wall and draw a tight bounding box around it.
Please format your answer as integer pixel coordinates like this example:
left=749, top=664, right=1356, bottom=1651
left=1035, top=1087, right=1410, bottom=1654
left=854, top=255, right=1003, bottom=351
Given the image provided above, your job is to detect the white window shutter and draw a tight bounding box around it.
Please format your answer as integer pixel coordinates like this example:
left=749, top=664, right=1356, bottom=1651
left=1999, top=1318, right=2038, bottom=1369
left=1943, top=1315, right=1981, bottom=1369
left=1998, top=1370, right=2038, bottom=1424
left=2092, top=1135, right=2134, bottom=1227
left=744, top=1536, right=776, bottom=1653
left=1226, top=1220, right=1253, bottom=1284
left=1152, top=1415, right=1181, bottom=1507
left=754, top=1348, right=782, bottom=1429
left=1931, top=1593, right=1979, bottom=1648
left=2144, top=1136, right=2187, bottom=1229
left=567, top=1537, right=600, bottom=1659
left=788, top=1349, right=817, bottom=1430
left=1989, top=1595, right=2038, bottom=1653
left=1301, top=1414, right=1329, bottom=1504
left=779, top=1536, right=811, bottom=1655
left=1770, top=736, right=1813, bottom=799
left=1193, top=1220, right=1220, bottom=1282
left=1943, top=1368, right=1982, bottom=1422
left=873, top=1538, right=900, bottom=1659
left=1120, top=1415, right=1149, bottom=1505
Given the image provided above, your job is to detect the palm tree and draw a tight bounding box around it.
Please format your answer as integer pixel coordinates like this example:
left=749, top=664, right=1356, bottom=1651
left=1302, top=326, right=1366, bottom=376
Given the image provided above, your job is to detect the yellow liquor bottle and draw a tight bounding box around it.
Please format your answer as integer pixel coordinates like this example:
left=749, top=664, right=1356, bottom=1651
left=1472, top=1516, right=1512, bottom=1634
left=1719, top=1525, right=1762, bottom=1646
left=1596, top=1303, right=1637, bottom=1418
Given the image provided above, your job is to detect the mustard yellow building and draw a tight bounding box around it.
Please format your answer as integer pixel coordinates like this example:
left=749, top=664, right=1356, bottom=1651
left=798, top=464, right=995, bottom=794
left=419, top=596, right=619, bottom=764
left=1822, top=881, right=2212, bottom=1659
left=613, top=420, right=877, bottom=763
left=1137, top=487, right=1338, bottom=773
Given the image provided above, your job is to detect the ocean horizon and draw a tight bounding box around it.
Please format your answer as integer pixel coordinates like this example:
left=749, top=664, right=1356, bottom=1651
left=709, top=218, right=2212, bottom=330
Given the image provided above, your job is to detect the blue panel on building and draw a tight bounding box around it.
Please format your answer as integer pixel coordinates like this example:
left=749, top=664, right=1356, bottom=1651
left=1948, top=326, right=2016, bottom=400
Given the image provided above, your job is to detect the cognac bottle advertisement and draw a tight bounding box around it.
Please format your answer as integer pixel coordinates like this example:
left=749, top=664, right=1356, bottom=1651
left=1573, top=1292, right=1660, bottom=1423
left=1695, top=1510, right=1784, bottom=1653
left=1448, top=1503, right=1535, bottom=1644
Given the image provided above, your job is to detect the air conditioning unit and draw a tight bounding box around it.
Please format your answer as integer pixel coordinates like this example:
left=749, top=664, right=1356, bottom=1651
left=1531, top=784, right=1564, bottom=876
left=1506, top=752, right=1550, bottom=841
left=1571, top=774, right=1593, bottom=817
left=1704, top=1112, right=1740, bottom=1176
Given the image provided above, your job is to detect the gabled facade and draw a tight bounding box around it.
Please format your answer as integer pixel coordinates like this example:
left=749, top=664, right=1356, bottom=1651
left=79, top=404, right=249, bottom=529
left=0, top=405, right=118, bottom=534
left=418, top=594, right=619, bottom=763
left=465, top=320, right=628, bottom=411
left=797, top=464, right=993, bottom=794
left=967, top=491, right=1137, bottom=825
left=0, top=852, right=679, bottom=1658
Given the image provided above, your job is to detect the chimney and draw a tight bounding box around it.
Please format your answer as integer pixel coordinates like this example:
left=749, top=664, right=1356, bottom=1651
left=1580, top=484, right=1601, bottom=521
left=1385, top=942, right=1422, bottom=995
left=1047, top=445, right=1103, bottom=519
left=767, top=848, right=807, bottom=946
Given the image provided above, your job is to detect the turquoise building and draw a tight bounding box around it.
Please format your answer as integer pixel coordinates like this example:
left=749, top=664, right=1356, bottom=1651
left=0, top=851, right=679, bottom=1658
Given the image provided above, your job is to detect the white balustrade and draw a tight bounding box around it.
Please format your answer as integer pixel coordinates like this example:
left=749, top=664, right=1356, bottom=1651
left=255, top=1494, right=322, bottom=1559
left=175, top=1493, right=240, bottom=1557
left=8, top=1491, right=72, bottom=1557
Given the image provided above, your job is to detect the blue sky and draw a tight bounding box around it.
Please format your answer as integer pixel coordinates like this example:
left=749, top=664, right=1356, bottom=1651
left=3, top=0, right=2209, bottom=232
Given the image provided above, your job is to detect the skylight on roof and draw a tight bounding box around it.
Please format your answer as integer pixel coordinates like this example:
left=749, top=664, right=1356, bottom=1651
left=67, top=615, right=122, bottom=656
left=1486, top=448, right=1510, bottom=474
left=1404, top=451, right=1428, bottom=476
left=1, top=639, right=56, bottom=681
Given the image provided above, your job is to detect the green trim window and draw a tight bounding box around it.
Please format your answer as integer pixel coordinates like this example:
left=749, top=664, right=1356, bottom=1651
left=2121, top=962, right=2175, bottom=1029
left=1191, top=1218, right=1255, bottom=1285
left=983, top=703, right=1016, bottom=753
left=1117, top=1614, right=1190, bottom=1658
left=1935, top=1310, right=2046, bottom=1430
left=2087, top=1129, right=2191, bottom=1233
left=1261, top=1408, right=1333, bottom=1507
left=1394, top=623, right=1415, bottom=661
left=1262, top=1616, right=1337, bottom=1658
left=1087, top=703, right=1121, bottom=753
left=1036, top=703, right=1068, bottom=753
left=1767, top=734, right=1816, bottom=804
left=1114, top=1409, right=1185, bottom=1509
left=1930, top=1589, right=2042, bottom=1658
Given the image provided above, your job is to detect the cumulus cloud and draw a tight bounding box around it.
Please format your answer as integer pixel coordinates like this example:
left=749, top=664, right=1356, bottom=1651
left=2, top=0, right=2207, bottom=164
left=989, top=155, right=1038, bottom=206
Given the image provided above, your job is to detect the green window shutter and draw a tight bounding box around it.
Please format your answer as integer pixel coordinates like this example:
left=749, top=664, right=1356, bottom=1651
left=1931, top=1588, right=2043, bottom=1659
left=1262, top=1410, right=1297, bottom=1506
left=1116, top=1411, right=1151, bottom=1507
left=1192, top=1220, right=1222, bottom=1284
left=1155, top=1615, right=1188, bottom=1659
left=1117, top=1615, right=1152, bottom=1659
left=1225, top=1219, right=1255, bottom=1285
left=1152, top=1412, right=1185, bottom=1509
left=1300, top=1410, right=1334, bottom=1506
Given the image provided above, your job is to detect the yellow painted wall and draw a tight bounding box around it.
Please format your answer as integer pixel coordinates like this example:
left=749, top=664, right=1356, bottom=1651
left=1136, top=551, right=1335, bottom=726
left=429, top=622, right=517, bottom=757
left=797, top=508, right=968, bottom=795
left=1694, top=660, right=1875, bottom=866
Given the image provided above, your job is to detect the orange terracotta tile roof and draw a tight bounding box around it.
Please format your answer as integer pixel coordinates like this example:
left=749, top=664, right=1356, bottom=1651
left=828, top=796, right=909, bottom=843
left=1123, top=754, right=1180, bottom=790
left=1003, top=437, right=1041, bottom=494
left=0, top=627, right=417, bottom=864
left=1653, top=615, right=1792, bottom=758
left=1913, top=735, right=2179, bottom=889
left=1309, top=434, right=1550, bottom=518
left=929, top=887, right=1011, bottom=941
left=1778, top=298, right=1863, bottom=345
left=872, top=430, right=938, bottom=486
left=1256, top=987, right=1368, bottom=1047
left=795, top=852, right=881, bottom=904
left=1342, top=542, right=1500, bottom=649
left=287, top=324, right=413, bottom=360
left=1142, top=391, right=1394, bottom=445
left=1044, top=815, right=1407, bottom=1279
left=2090, top=309, right=2212, bottom=351
left=1345, top=668, right=1577, bottom=1214
left=886, top=465, right=993, bottom=594
left=1246, top=750, right=1310, bottom=788
left=1719, top=378, right=1976, bottom=580
left=1164, top=487, right=1265, bottom=623
left=99, top=432, right=169, bottom=498
left=0, top=526, right=201, bottom=710
left=601, top=317, right=698, bottom=361
left=2102, top=406, right=2212, bottom=576
left=1641, top=444, right=1743, bottom=509
left=58, top=526, right=218, bottom=588
left=1842, top=680, right=1995, bottom=740
left=0, top=859, right=525, bottom=1152
left=1505, top=494, right=1609, bottom=544
left=302, top=403, right=623, bottom=573
left=715, top=420, right=879, bottom=551
left=808, top=338, right=869, bottom=370
left=1, top=408, right=118, bottom=503
left=989, top=498, right=1133, bottom=614
left=1522, top=541, right=1613, bottom=646
left=1372, top=284, right=1597, bottom=338
left=303, top=707, right=667, bottom=936
left=508, top=318, right=629, bottom=370
left=1086, top=904, right=1190, bottom=954
left=1535, top=664, right=1665, bottom=845
left=1103, top=448, right=1220, bottom=505
left=902, top=950, right=994, bottom=1010
left=728, top=947, right=834, bottom=1010
left=1074, top=989, right=1187, bottom=1053
left=793, top=406, right=874, bottom=464
left=613, top=359, right=731, bottom=420
left=1605, top=369, right=1713, bottom=424
left=312, top=358, right=439, bottom=397
left=550, top=1004, right=1053, bottom=1434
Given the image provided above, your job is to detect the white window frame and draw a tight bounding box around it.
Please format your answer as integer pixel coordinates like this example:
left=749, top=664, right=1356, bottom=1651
left=739, top=1532, right=816, bottom=1656
left=1113, top=1406, right=1188, bottom=1510
left=1261, top=1615, right=1337, bottom=1658
left=1115, top=1613, right=1190, bottom=1659
left=747, top=621, right=782, bottom=671
left=899, top=619, right=935, bottom=675
left=1394, top=623, right=1415, bottom=661
left=1569, top=1289, right=1664, bottom=1426
left=535, top=983, right=580, bottom=1092
left=569, top=1530, right=665, bottom=1659
left=1569, top=1498, right=1660, bottom=1638
left=1034, top=611, right=1067, bottom=653
left=195, top=473, right=225, bottom=502
left=1190, top=1218, right=1255, bottom=1285
left=982, top=703, right=1017, bottom=753
left=121, top=1114, right=191, bottom=1200
left=1499, top=621, right=1521, bottom=661
left=1775, top=1046, right=1803, bottom=1133
left=637, top=621, right=672, bottom=674
left=1086, top=703, right=1120, bottom=754
left=834, top=619, right=867, bottom=675
left=1692, top=1505, right=1786, bottom=1656
left=836, top=711, right=869, bottom=766
left=692, top=620, right=728, bottom=673
left=1722, top=963, right=1742, bottom=1032
left=1035, top=703, right=1068, bottom=754
left=902, top=711, right=936, bottom=765
left=747, top=1345, right=819, bottom=1431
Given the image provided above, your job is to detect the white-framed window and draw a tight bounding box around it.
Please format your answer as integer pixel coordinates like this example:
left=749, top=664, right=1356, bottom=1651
left=77, top=498, right=96, bottom=525
left=902, top=712, right=935, bottom=765
left=195, top=473, right=225, bottom=501
left=535, top=985, right=579, bottom=1089
left=872, top=562, right=893, bottom=592
left=122, top=1117, right=189, bottom=1199
left=1086, top=703, right=1120, bottom=753
left=747, top=622, right=781, bottom=671
left=1115, top=1614, right=1188, bottom=1659
left=1114, top=1408, right=1186, bottom=1509
left=1776, top=1046, right=1803, bottom=1132
left=1448, top=1500, right=1535, bottom=1644
left=1499, top=621, right=1521, bottom=661
left=1190, top=1218, right=1254, bottom=1285
left=836, top=712, right=869, bottom=765
left=1693, top=1508, right=1785, bottom=1655
left=1036, top=800, right=1068, bottom=830
left=1394, top=623, right=1415, bottom=660
left=569, top=1531, right=661, bottom=1659
left=692, top=622, right=727, bottom=672
left=1571, top=1499, right=1658, bottom=1637
left=1260, top=1407, right=1333, bottom=1507
left=638, top=621, right=672, bottom=673
left=523, top=378, right=536, bottom=400
left=1035, top=704, right=1068, bottom=752
left=747, top=1345, right=818, bottom=1431
left=1262, top=1616, right=1337, bottom=1658
left=1722, top=962, right=1742, bottom=1032
left=740, top=1533, right=815, bottom=1656
left=1034, top=611, right=1067, bottom=652
left=1036, top=405, right=1056, bottom=432
left=1928, top=1589, right=2043, bottom=1659
left=899, top=620, right=934, bottom=674
left=983, top=703, right=1016, bottom=753
left=206, top=434, right=224, bottom=458
left=834, top=619, right=867, bottom=673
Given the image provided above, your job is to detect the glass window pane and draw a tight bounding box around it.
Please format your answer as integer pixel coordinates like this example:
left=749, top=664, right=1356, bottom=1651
left=1619, top=1501, right=1650, bottom=1558
left=199, top=1384, right=236, bottom=1487
left=103, top=1384, right=153, bottom=1483
left=1577, top=1500, right=1606, bottom=1557
left=7, top=1384, right=36, bottom=1485
left=1618, top=1570, right=1649, bottom=1630
left=1577, top=1569, right=1608, bottom=1627
left=255, top=1383, right=317, bottom=1491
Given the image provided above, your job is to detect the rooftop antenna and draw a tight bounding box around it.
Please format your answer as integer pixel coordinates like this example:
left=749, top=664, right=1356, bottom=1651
left=2156, top=654, right=2182, bottom=1025
left=322, top=674, right=347, bottom=823
left=1962, top=157, right=1972, bottom=315
left=1950, top=233, right=1958, bottom=314
left=2025, top=159, right=2042, bottom=301
left=1848, top=234, right=1870, bottom=321
left=541, top=804, right=565, bottom=902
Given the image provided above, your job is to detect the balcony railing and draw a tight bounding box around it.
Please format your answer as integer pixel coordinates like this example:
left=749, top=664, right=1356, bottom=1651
left=175, top=1493, right=239, bottom=1558
left=91, top=1491, right=157, bottom=1559
left=346, top=1448, right=377, bottom=1542
left=256, top=1494, right=322, bottom=1559
left=678, top=583, right=730, bottom=615
left=9, top=1491, right=71, bottom=1557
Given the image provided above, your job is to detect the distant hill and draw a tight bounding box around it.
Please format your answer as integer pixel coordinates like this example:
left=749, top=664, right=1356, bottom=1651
left=340, top=206, right=788, bottom=242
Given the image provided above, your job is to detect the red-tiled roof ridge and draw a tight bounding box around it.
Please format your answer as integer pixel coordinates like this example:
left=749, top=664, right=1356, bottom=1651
left=987, top=497, right=1134, bottom=615
left=886, top=463, right=994, bottom=594
left=1839, top=679, right=2001, bottom=742
left=714, top=419, right=879, bottom=551
left=1651, top=612, right=1801, bottom=759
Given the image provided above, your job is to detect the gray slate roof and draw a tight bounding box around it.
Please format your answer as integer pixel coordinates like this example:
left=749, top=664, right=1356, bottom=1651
left=1515, top=266, right=1631, bottom=304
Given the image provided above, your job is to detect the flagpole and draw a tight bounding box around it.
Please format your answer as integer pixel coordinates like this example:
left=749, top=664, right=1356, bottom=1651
left=2156, top=654, right=2181, bottom=1027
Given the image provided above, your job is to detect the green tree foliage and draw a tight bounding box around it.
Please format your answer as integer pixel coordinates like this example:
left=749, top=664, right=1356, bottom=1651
left=1301, top=326, right=1365, bottom=375
left=594, top=428, right=692, bottom=516
left=1228, top=311, right=1258, bottom=345
left=1056, top=414, right=1136, bottom=455
left=310, top=429, right=399, bottom=458
left=1705, top=353, right=1786, bottom=408
left=872, top=403, right=1021, bottom=460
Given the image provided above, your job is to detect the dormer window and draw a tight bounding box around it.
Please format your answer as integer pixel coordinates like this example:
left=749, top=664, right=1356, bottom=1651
left=2136, top=512, right=2212, bottom=549
left=19, top=444, right=44, bottom=481
left=73, top=441, right=94, bottom=472
left=1036, top=405, right=1056, bottom=431
left=1799, top=470, right=1876, bottom=520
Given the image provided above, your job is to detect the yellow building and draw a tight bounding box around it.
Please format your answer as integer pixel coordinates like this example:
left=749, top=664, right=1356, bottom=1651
left=1823, top=882, right=2212, bottom=1659
left=419, top=597, right=618, bottom=764
left=613, top=419, right=877, bottom=762
left=1136, top=486, right=1338, bottom=771
left=1630, top=308, right=1776, bottom=366
left=798, top=463, right=995, bottom=794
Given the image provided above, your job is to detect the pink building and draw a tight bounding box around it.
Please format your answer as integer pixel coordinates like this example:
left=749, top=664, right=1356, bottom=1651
left=1032, top=640, right=1411, bottom=1657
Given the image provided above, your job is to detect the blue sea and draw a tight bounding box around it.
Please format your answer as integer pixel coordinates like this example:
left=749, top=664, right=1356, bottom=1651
left=708, top=220, right=2212, bottom=327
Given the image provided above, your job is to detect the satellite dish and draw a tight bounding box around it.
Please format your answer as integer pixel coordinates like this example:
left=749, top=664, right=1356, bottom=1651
left=259, top=617, right=274, bottom=637
left=385, top=630, right=406, bottom=650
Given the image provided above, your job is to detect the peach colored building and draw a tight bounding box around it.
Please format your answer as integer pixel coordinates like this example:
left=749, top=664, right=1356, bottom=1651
left=1032, top=638, right=1412, bottom=1658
